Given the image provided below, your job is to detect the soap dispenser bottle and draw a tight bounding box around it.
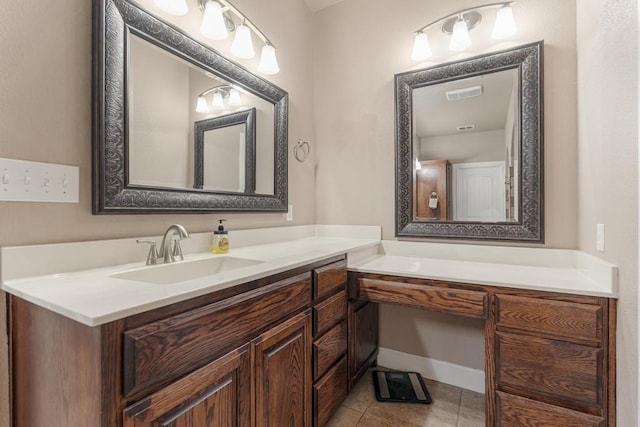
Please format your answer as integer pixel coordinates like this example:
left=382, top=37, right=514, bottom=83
left=211, top=219, right=229, bottom=254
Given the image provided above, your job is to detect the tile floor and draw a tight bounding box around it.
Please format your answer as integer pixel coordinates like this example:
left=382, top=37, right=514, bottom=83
left=326, top=369, right=485, bottom=427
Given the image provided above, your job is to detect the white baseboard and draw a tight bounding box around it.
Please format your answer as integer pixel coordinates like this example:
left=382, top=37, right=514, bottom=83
left=377, top=347, right=485, bottom=394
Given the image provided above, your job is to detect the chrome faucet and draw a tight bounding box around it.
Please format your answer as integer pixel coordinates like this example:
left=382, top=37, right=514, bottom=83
left=137, top=224, right=190, bottom=265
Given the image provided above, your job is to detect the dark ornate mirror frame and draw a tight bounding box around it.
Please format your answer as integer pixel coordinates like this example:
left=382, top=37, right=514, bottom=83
left=193, top=108, right=257, bottom=193
left=395, top=41, right=544, bottom=242
left=92, top=0, right=288, bottom=213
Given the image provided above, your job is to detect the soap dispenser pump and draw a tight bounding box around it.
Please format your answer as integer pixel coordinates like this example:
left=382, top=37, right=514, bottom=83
left=211, top=219, right=229, bottom=254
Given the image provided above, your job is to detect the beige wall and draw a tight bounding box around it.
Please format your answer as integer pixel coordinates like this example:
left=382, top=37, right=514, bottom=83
left=576, top=1, right=638, bottom=425
left=0, top=1, right=315, bottom=425
left=313, top=0, right=578, bottom=376
left=421, top=129, right=506, bottom=164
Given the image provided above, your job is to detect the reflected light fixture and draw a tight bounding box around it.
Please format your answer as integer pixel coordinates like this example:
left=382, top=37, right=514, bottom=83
left=189, top=0, right=280, bottom=74
left=411, top=2, right=517, bottom=60
left=415, top=158, right=422, bottom=171
left=153, top=0, right=188, bottom=15
left=195, top=85, right=244, bottom=113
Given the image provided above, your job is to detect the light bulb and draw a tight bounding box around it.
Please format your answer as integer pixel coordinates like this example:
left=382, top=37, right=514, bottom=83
left=153, top=0, right=188, bottom=16
left=258, top=44, right=280, bottom=75
left=212, top=92, right=225, bottom=110
left=449, top=17, right=471, bottom=51
left=230, top=24, right=255, bottom=59
left=200, top=1, right=228, bottom=40
left=492, top=5, right=517, bottom=39
left=195, top=96, right=209, bottom=113
left=411, top=32, right=432, bottom=61
left=228, top=88, right=242, bottom=106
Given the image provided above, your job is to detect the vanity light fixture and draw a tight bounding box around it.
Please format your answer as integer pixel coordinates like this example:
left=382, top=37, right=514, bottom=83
left=411, top=2, right=517, bottom=60
left=195, top=0, right=280, bottom=74
left=195, top=85, right=243, bottom=113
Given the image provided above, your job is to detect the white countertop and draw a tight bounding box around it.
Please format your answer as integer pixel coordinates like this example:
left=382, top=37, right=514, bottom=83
left=349, top=241, right=618, bottom=298
left=2, top=235, right=380, bottom=326
left=1, top=225, right=618, bottom=327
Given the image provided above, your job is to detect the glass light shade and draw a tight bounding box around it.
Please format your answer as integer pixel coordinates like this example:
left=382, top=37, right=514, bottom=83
left=230, top=24, right=255, bottom=59
left=195, top=96, right=209, bottom=113
left=258, top=45, right=280, bottom=75
left=200, top=1, right=228, bottom=40
left=212, top=92, right=225, bottom=110
left=449, top=18, right=471, bottom=51
left=411, top=32, right=432, bottom=61
left=492, top=5, right=517, bottom=39
left=153, top=0, right=188, bottom=16
left=228, top=88, right=242, bottom=106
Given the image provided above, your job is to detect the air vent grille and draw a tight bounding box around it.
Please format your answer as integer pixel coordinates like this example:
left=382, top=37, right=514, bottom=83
left=456, top=124, right=475, bottom=131
left=446, top=85, right=483, bottom=101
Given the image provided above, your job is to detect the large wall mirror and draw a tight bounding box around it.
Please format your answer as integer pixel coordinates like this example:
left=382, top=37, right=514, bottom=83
left=93, top=0, right=288, bottom=213
left=395, top=42, right=543, bottom=242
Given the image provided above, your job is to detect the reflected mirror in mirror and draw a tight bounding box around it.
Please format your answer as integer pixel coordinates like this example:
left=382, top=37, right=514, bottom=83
left=413, top=69, right=519, bottom=223
left=128, top=34, right=275, bottom=195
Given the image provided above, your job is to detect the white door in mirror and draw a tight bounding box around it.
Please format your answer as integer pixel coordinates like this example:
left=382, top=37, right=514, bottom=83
left=0, top=158, right=79, bottom=203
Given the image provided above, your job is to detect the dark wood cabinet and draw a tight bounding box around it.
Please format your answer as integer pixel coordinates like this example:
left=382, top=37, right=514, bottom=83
left=349, top=272, right=616, bottom=426
left=254, top=310, right=312, bottom=427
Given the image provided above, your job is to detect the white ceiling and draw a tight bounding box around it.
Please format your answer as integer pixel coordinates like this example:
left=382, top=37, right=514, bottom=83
left=303, top=0, right=346, bottom=12
left=413, top=68, right=517, bottom=138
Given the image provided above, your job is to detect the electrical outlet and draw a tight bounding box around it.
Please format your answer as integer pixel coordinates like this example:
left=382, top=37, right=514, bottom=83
left=596, top=224, right=605, bottom=252
left=286, top=204, right=293, bottom=221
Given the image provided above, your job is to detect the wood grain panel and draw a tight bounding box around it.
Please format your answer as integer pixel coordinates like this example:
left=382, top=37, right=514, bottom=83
left=358, top=278, right=487, bottom=318
left=11, top=296, right=103, bottom=427
left=496, top=294, right=602, bottom=342
left=314, top=321, right=347, bottom=380
left=496, top=392, right=605, bottom=427
left=313, top=290, right=347, bottom=337
left=254, top=310, right=312, bottom=427
left=123, top=345, right=251, bottom=427
left=496, top=332, right=602, bottom=409
left=349, top=300, right=378, bottom=389
left=123, top=273, right=311, bottom=397
left=314, top=260, right=347, bottom=300
left=314, top=356, right=348, bottom=427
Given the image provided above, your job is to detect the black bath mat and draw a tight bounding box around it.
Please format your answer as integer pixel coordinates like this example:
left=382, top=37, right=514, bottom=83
left=372, top=370, right=432, bottom=404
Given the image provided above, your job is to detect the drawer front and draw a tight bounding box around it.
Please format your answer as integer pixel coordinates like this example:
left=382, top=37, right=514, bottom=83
left=314, top=260, right=347, bottom=300
left=314, top=321, right=348, bottom=380
left=123, top=272, right=312, bottom=397
left=314, top=356, right=348, bottom=427
left=358, top=278, right=487, bottom=318
left=496, top=294, right=602, bottom=341
left=496, top=332, right=602, bottom=409
left=496, top=392, right=605, bottom=427
left=313, top=290, right=347, bottom=337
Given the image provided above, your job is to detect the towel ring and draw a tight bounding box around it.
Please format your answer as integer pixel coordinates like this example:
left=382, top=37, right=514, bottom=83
left=294, top=139, right=310, bottom=162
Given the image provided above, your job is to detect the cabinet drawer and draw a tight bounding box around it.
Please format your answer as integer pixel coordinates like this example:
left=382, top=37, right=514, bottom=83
left=496, top=294, right=602, bottom=342
left=313, top=290, right=347, bottom=337
left=314, top=260, right=347, bottom=300
left=314, top=356, right=348, bottom=427
left=314, top=321, right=348, bottom=380
left=358, top=278, right=487, bottom=318
left=496, top=392, right=605, bottom=427
left=496, top=332, right=602, bottom=409
left=123, top=273, right=312, bottom=397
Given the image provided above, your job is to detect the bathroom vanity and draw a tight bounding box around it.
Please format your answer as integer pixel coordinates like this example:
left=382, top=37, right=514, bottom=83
left=2, top=228, right=618, bottom=426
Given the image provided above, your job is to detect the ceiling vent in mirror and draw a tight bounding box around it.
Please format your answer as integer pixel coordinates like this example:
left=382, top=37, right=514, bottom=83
left=456, top=124, right=475, bottom=131
left=446, top=85, right=483, bottom=101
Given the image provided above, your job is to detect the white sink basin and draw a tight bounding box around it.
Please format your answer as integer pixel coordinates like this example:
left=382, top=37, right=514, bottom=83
left=111, top=256, right=264, bottom=284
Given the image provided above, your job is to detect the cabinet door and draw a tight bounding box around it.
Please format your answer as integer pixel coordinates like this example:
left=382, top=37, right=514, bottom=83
left=254, top=310, right=312, bottom=427
left=348, top=300, right=379, bottom=389
left=123, top=345, right=251, bottom=427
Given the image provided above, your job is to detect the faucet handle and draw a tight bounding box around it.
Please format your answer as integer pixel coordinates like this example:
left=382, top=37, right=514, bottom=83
left=137, top=239, right=159, bottom=265
left=172, top=239, right=185, bottom=262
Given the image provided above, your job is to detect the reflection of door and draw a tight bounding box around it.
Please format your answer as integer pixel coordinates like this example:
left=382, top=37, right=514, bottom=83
left=415, top=160, right=451, bottom=220
left=453, top=162, right=505, bottom=221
